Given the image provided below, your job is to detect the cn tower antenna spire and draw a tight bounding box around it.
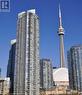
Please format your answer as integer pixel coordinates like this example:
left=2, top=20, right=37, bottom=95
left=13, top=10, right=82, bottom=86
left=58, top=4, right=65, bottom=68
left=59, top=4, right=62, bottom=28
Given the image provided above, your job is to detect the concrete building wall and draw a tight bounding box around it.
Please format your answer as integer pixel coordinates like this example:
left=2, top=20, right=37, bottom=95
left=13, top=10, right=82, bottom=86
left=0, top=78, right=10, bottom=95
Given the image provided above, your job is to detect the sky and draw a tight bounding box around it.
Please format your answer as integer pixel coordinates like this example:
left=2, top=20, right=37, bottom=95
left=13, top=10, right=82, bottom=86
left=0, top=0, right=82, bottom=77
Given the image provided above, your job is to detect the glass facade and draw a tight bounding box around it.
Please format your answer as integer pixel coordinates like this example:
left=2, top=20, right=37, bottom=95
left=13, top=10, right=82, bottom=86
left=67, top=45, right=82, bottom=91
left=40, top=59, right=53, bottom=90
left=7, top=40, right=16, bottom=94
left=14, top=10, right=40, bottom=95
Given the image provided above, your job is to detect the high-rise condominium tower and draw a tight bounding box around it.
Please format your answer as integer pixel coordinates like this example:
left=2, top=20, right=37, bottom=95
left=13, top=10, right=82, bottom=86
left=58, top=5, right=65, bottom=67
left=7, top=39, right=16, bottom=94
left=14, top=9, right=40, bottom=95
left=40, top=59, right=53, bottom=89
left=67, top=45, right=82, bottom=91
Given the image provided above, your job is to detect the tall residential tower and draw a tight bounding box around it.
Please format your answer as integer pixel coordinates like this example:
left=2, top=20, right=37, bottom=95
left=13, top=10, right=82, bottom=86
left=7, top=39, right=16, bottom=94
left=67, top=45, right=82, bottom=91
left=14, top=9, right=40, bottom=95
left=40, top=59, right=53, bottom=89
left=58, top=5, right=65, bottom=67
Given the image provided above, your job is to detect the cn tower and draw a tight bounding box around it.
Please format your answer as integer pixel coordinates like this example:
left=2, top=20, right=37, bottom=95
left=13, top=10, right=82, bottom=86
left=58, top=5, right=65, bottom=67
